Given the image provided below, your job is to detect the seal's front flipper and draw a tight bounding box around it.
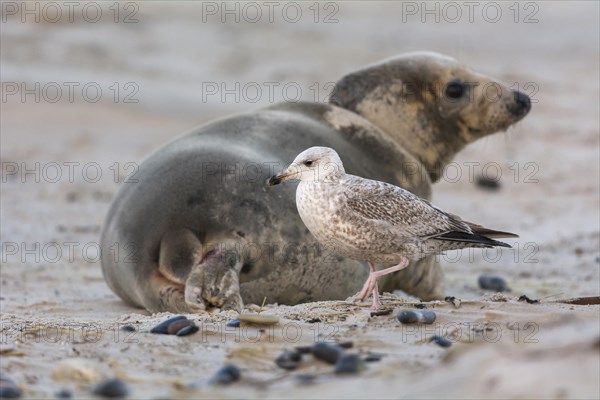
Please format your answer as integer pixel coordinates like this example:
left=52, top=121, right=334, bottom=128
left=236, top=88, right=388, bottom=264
left=185, top=238, right=245, bottom=313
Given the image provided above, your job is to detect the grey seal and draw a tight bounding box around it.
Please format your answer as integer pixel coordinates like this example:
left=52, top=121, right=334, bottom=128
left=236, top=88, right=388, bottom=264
left=100, top=52, right=531, bottom=313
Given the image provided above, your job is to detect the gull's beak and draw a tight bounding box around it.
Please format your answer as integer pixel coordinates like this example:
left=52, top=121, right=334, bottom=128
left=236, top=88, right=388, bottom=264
left=267, top=165, right=297, bottom=186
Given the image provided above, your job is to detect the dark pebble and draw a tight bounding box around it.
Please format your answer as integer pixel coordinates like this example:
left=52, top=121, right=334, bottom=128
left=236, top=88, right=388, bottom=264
left=305, top=317, right=321, bottom=323
left=150, top=315, right=188, bottom=334
left=55, top=389, right=72, bottom=399
left=175, top=324, right=199, bottom=336
left=337, top=341, right=354, bottom=349
left=363, top=354, right=383, bottom=362
left=397, top=310, right=436, bottom=324
left=294, top=345, right=313, bottom=354
left=92, top=378, right=129, bottom=398
left=414, top=303, right=427, bottom=309
left=167, top=319, right=193, bottom=335
left=334, top=354, right=366, bottom=374
left=478, top=275, right=508, bottom=292
left=295, top=374, right=317, bottom=384
left=121, top=325, right=136, bottom=332
left=475, top=175, right=501, bottom=190
left=226, top=319, right=241, bottom=328
left=275, top=351, right=302, bottom=370
left=429, top=335, right=452, bottom=348
left=0, top=376, right=21, bottom=399
left=312, top=342, right=344, bottom=364
left=209, top=365, right=241, bottom=385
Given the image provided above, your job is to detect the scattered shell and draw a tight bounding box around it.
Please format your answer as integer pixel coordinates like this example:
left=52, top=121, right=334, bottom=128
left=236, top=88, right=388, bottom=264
left=237, top=313, right=279, bottom=325
left=445, top=296, right=462, bottom=308
left=150, top=315, right=188, bottom=334
left=120, top=325, right=136, bottom=332
left=429, top=335, right=452, bottom=348
left=312, top=342, right=344, bottom=364
left=518, top=295, right=539, bottom=304
left=370, top=308, right=393, bottom=317
left=92, top=378, right=129, bottom=398
left=52, top=359, right=102, bottom=383
left=175, top=324, right=199, bottom=336
left=167, top=319, right=193, bottom=335
left=334, top=354, right=366, bottom=374
left=209, top=365, right=241, bottom=385
left=275, top=351, right=302, bottom=370
left=478, top=275, right=508, bottom=292
left=397, top=310, right=436, bottom=324
left=226, top=319, right=241, bottom=328
left=0, top=376, right=22, bottom=399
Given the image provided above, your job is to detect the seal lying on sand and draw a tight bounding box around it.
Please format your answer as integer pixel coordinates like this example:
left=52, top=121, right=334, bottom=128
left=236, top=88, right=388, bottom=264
left=100, top=52, right=531, bottom=313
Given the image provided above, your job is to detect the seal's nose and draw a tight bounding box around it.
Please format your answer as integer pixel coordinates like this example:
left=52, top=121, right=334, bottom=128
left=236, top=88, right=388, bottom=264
left=510, top=90, right=531, bottom=117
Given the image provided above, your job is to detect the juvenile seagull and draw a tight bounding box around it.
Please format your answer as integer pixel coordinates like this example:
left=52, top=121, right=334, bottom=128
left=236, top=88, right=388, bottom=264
left=268, top=146, right=517, bottom=309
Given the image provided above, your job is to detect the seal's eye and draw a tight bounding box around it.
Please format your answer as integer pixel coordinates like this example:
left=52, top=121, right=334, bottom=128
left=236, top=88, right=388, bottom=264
left=303, top=160, right=314, bottom=167
left=445, top=81, right=464, bottom=99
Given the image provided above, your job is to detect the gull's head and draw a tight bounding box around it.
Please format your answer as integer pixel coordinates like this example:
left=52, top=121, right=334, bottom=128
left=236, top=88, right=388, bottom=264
left=268, top=146, right=345, bottom=186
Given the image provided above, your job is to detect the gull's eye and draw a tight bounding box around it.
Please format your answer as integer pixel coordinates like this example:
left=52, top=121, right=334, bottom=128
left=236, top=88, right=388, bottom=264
left=303, top=160, right=314, bottom=167
left=445, top=81, right=464, bottom=99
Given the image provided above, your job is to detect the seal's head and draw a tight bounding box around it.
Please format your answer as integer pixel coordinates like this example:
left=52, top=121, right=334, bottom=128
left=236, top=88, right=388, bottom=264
left=268, top=146, right=344, bottom=185
left=331, top=52, right=531, bottom=181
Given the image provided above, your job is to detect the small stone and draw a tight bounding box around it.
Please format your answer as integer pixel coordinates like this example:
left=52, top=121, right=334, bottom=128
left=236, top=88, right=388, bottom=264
left=429, top=335, right=452, bottom=348
left=294, top=345, right=313, bottom=354
left=363, top=354, right=383, bottom=362
left=312, top=342, right=344, bottom=364
left=275, top=351, right=302, bottom=370
left=478, top=275, right=508, bottom=292
left=226, top=319, right=241, bottom=328
left=209, top=365, right=241, bottom=385
left=237, top=313, right=279, bottom=325
left=167, top=319, right=193, bottom=335
left=475, top=175, right=501, bottom=191
left=305, top=317, right=321, bottom=323
left=150, top=315, right=188, bottom=334
left=0, top=376, right=21, bottom=399
left=295, top=374, right=317, bottom=384
left=337, top=341, right=354, bottom=349
left=334, top=354, right=366, bottom=374
left=121, top=325, right=136, bottom=332
left=55, top=389, right=72, bottom=399
left=175, top=324, right=199, bottom=336
left=397, top=310, right=436, bottom=324
left=92, top=378, right=129, bottom=398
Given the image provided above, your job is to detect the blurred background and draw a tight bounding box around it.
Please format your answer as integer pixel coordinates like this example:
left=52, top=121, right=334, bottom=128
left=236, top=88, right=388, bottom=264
left=1, top=2, right=599, bottom=399
left=1, top=1, right=598, bottom=308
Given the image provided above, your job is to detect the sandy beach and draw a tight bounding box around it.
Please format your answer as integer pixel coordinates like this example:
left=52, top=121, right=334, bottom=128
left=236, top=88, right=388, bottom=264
left=1, top=1, right=599, bottom=398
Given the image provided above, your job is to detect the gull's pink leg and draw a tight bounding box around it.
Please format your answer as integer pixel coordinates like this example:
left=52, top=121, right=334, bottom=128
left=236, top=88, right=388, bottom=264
left=372, top=257, right=410, bottom=279
left=356, top=261, right=377, bottom=301
left=371, top=280, right=382, bottom=309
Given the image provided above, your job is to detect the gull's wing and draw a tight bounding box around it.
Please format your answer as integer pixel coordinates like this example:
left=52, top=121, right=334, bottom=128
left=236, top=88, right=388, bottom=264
left=342, top=175, right=472, bottom=240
